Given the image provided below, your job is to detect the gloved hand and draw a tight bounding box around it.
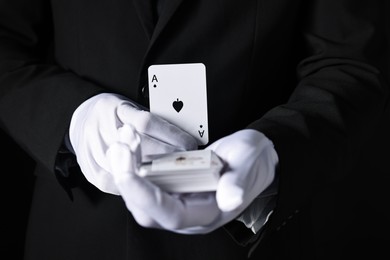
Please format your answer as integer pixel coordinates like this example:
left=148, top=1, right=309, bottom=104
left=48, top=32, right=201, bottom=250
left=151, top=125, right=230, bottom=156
left=106, top=129, right=278, bottom=234
left=69, top=93, right=197, bottom=195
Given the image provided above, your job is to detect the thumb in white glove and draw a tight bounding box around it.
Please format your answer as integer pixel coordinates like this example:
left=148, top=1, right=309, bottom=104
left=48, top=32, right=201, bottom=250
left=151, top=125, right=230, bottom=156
left=69, top=93, right=197, bottom=195
left=210, top=129, right=278, bottom=213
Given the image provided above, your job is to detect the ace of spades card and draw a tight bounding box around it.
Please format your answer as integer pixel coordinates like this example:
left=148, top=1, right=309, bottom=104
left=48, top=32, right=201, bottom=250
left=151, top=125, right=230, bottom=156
left=148, top=63, right=209, bottom=145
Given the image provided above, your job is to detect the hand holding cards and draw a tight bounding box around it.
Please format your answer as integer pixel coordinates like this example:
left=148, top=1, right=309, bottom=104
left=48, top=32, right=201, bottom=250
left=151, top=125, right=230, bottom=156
left=138, top=150, right=224, bottom=193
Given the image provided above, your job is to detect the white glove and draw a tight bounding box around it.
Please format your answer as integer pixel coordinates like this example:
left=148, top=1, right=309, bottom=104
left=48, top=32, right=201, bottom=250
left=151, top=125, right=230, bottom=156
left=106, top=129, right=278, bottom=234
left=69, top=93, right=197, bottom=195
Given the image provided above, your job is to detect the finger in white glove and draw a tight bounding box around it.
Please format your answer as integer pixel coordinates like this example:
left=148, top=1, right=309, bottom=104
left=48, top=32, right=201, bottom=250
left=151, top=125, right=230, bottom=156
left=176, top=129, right=278, bottom=234
left=69, top=94, right=131, bottom=194
left=209, top=129, right=278, bottom=212
left=116, top=103, right=197, bottom=155
left=69, top=93, right=197, bottom=195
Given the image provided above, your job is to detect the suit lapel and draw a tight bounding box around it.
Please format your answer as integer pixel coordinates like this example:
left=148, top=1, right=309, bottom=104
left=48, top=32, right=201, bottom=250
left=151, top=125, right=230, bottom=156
left=149, top=0, right=184, bottom=46
left=133, top=0, right=185, bottom=100
left=132, top=0, right=156, bottom=39
left=133, top=0, right=184, bottom=44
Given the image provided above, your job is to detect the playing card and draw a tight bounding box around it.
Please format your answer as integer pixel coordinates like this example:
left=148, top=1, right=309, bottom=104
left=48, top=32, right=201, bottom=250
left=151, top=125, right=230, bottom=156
left=148, top=63, right=209, bottom=145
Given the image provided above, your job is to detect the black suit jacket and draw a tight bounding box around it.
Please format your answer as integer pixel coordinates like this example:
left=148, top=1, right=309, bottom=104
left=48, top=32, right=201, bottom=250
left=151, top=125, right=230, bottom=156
left=0, top=0, right=389, bottom=259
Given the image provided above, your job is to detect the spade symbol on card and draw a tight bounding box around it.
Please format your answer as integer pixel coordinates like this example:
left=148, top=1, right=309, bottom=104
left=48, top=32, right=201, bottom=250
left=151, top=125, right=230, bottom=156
left=172, top=98, right=184, bottom=113
left=198, top=125, right=205, bottom=138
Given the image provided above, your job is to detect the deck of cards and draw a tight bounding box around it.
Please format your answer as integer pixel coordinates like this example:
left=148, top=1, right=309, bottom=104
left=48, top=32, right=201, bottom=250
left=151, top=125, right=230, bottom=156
left=138, top=150, right=224, bottom=193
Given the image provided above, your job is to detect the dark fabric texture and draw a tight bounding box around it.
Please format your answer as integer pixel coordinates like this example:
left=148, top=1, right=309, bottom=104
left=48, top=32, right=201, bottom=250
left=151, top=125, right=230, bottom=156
left=0, top=0, right=389, bottom=259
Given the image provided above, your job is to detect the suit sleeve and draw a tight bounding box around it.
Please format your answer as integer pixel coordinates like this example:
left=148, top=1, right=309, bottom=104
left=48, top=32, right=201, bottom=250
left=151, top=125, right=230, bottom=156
left=244, top=0, right=389, bottom=247
left=0, top=0, right=103, bottom=174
